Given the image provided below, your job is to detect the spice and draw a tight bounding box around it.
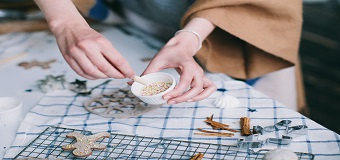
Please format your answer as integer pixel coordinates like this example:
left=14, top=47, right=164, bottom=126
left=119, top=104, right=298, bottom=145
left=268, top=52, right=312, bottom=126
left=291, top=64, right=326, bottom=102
left=194, top=114, right=237, bottom=137
left=190, top=152, right=204, bottom=160
left=141, top=82, right=172, bottom=96
left=195, top=128, right=234, bottom=137
left=240, top=117, right=251, bottom=136
left=204, top=115, right=238, bottom=132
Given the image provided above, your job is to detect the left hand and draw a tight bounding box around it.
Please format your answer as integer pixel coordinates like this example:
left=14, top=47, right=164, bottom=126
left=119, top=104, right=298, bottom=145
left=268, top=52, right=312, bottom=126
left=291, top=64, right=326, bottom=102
left=141, top=33, right=216, bottom=104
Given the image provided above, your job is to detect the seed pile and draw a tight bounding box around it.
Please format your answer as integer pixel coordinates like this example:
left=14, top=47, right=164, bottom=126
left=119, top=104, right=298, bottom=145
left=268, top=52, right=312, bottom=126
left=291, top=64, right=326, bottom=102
left=141, top=82, right=172, bottom=96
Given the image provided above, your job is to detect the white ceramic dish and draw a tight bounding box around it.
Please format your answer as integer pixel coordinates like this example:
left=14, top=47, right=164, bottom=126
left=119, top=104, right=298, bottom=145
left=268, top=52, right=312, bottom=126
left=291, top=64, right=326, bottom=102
left=0, top=97, right=23, bottom=124
left=131, top=72, right=176, bottom=104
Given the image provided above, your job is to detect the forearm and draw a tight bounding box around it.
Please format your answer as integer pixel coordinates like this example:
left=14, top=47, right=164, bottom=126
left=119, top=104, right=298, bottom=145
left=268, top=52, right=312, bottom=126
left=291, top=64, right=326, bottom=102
left=182, top=17, right=215, bottom=42
left=34, top=0, right=89, bottom=35
left=175, top=17, right=215, bottom=55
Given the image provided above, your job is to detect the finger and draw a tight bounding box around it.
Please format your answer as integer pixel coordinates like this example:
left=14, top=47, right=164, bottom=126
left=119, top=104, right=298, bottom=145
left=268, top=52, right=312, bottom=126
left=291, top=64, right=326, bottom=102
left=167, top=70, right=204, bottom=104
left=163, top=65, right=194, bottom=100
left=187, top=77, right=217, bottom=102
left=141, top=58, right=166, bottom=76
left=77, top=41, right=125, bottom=79
left=127, top=80, right=133, bottom=86
left=68, top=58, right=96, bottom=80
left=86, top=50, right=125, bottom=79
left=100, top=42, right=135, bottom=78
left=71, top=49, right=108, bottom=79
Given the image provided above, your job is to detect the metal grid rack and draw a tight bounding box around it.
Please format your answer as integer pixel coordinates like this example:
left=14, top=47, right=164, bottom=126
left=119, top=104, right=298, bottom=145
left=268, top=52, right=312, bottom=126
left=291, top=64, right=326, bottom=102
left=14, top=126, right=314, bottom=159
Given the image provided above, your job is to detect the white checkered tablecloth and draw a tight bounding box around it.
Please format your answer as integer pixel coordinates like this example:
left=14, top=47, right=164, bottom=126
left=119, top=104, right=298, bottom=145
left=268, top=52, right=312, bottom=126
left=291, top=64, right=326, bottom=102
left=3, top=77, right=340, bottom=159
left=0, top=26, right=339, bottom=160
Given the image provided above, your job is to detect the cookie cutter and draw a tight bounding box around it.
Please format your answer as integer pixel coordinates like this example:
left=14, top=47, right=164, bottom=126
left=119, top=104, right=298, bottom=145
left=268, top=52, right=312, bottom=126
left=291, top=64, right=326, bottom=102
left=252, top=123, right=307, bottom=147
left=267, top=135, right=293, bottom=145
left=286, top=125, right=308, bottom=138
left=253, top=125, right=264, bottom=135
left=239, top=121, right=308, bottom=148
left=237, top=134, right=265, bottom=149
left=77, top=80, right=111, bottom=96
left=238, top=134, right=293, bottom=149
left=263, top=120, right=292, bottom=133
left=68, top=79, right=87, bottom=93
left=37, top=75, right=67, bottom=93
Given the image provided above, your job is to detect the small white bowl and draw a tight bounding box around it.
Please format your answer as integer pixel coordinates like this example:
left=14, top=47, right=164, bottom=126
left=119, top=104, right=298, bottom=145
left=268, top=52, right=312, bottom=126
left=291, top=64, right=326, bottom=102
left=131, top=72, right=176, bottom=104
left=0, top=97, right=23, bottom=124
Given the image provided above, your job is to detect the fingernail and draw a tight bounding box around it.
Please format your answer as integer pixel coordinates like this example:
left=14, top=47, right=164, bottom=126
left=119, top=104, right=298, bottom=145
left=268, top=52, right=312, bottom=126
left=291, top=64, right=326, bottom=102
left=127, top=81, right=133, bottom=86
left=163, top=96, right=171, bottom=100
left=168, top=101, right=176, bottom=105
left=187, top=99, right=193, bottom=102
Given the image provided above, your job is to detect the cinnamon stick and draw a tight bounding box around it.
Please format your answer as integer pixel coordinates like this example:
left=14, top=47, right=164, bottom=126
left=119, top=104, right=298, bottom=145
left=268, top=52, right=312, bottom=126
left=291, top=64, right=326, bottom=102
left=207, top=114, right=213, bottom=121
left=194, top=132, right=234, bottom=137
left=191, top=152, right=204, bottom=160
left=195, top=128, right=234, bottom=137
left=204, top=115, right=238, bottom=132
left=204, top=119, right=230, bottom=128
left=240, top=117, right=251, bottom=136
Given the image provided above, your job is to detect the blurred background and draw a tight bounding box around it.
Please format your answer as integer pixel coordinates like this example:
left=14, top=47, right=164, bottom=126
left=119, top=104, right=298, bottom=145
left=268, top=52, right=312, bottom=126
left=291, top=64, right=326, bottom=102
left=301, top=0, right=340, bottom=134
left=0, top=0, right=339, bottom=134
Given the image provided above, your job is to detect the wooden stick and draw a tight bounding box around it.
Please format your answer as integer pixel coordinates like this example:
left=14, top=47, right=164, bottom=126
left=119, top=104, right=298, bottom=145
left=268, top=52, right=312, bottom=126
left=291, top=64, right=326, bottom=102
left=196, top=128, right=234, bottom=137
left=204, top=114, right=238, bottom=132
left=190, top=152, right=204, bottom=160
left=205, top=123, right=238, bottom=132
left=204, top=119, right=230, bottom=127
left=207, top=114, right=213, bottom=121
left=194, top=132, right=234, bottom=137
left=132, top=76, right=148, bottom=86
left=240, top=117, right=251, bottom=136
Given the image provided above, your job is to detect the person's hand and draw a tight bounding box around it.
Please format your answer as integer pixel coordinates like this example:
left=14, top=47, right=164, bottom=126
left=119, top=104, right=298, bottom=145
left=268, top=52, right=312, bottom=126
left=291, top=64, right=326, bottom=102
left=54, top=25, right=134, bottom=80
left=141, top=33, right=216, bottom=104
left=34, top=0, right=134, bottom=80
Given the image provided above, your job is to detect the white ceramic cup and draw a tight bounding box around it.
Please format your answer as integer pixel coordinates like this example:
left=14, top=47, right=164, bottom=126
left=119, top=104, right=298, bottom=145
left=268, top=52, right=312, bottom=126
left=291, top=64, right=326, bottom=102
left=0, top=97, right=23, bottom=157
left=131, top=72, right=176, bottom=104
left=0, top=97, right=23, bottom=124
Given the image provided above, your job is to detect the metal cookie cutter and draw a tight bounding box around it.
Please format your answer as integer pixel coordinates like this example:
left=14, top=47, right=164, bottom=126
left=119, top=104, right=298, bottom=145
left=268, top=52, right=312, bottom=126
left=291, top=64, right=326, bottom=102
left=68, top=79, right=87, bottom=93
left=37, top=75, right=67, bottom=93
left=237, top=134, right=265, bottom=149
left=253, top=125, right=264, bottom=135
left=263, top=120, right=292, bottom=133
left=267, top=135, right=293, bottom=145
left=287, top=125, right=308, bottom=138
left=266, top=124, right=308, bottom=145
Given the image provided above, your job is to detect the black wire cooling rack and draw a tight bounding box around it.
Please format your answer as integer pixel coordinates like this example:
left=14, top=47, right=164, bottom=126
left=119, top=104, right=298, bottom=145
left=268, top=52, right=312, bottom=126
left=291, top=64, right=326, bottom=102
left=14, top=126, right=314, bottom=160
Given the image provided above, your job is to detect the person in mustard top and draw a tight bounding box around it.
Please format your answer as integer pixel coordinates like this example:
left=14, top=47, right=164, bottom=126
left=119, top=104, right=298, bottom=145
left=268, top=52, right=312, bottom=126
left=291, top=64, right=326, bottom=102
left=33, top=0, right=306, bottom=113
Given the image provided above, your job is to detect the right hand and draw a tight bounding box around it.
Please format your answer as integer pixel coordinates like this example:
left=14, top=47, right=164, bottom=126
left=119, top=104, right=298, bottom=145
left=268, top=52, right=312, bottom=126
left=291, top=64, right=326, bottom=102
left=54, top=25, right=134, bottom=80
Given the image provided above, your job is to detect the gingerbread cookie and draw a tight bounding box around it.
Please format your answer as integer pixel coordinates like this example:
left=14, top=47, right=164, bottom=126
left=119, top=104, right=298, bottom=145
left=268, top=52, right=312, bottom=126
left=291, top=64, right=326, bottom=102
left=18, top=59, right=56, bottom=69
left=62, top=132, right=110, bottom=157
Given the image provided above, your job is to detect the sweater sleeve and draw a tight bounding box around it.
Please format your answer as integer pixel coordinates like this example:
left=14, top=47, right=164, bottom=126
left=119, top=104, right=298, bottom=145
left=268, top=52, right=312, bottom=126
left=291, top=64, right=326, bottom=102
left=181, top=0, right=302, bottom=79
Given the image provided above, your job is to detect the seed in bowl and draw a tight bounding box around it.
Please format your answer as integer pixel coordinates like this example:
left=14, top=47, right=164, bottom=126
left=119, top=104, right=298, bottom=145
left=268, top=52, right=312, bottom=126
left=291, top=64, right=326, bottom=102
left=141, top=82, right=172, bottom=96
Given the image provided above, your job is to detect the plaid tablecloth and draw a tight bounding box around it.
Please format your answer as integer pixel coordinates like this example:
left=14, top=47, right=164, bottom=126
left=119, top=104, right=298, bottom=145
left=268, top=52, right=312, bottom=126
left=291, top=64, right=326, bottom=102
left=3, top=74, right=340, bottom=159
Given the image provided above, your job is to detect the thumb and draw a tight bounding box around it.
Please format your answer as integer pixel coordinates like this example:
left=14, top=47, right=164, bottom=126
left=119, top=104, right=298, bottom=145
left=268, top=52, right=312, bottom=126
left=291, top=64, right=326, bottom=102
left=141, top=60, right=165, bottom=76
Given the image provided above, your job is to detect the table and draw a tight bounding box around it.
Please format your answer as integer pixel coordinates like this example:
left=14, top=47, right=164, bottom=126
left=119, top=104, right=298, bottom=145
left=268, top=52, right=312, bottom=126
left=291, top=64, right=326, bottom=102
left=0, top=25, right=339, bottom=160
